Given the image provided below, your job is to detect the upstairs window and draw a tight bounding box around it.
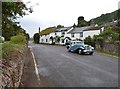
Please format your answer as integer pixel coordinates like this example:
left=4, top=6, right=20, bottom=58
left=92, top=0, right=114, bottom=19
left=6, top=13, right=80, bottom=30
left=71, top=33, right=74, bottom=37
left=80, top=32, right=83, bottom=37
left=62, top=32, right=65, bottom=35
left=55, top=32, right=57, bottom=35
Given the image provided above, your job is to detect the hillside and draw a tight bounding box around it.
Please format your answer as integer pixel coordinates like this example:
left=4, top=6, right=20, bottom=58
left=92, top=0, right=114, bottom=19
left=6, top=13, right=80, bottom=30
left=90, top=9, right=119, bottom=25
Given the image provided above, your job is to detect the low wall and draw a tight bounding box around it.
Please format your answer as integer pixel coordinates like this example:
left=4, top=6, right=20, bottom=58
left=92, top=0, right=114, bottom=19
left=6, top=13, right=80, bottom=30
left=0, top=46, right=29, bottom=88
left=96, top=41, right=120, bottom=55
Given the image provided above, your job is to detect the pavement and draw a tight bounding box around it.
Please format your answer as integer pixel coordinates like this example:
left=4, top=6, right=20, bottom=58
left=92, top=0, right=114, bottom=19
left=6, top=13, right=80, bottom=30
left=20, top=42, right=118, bottom=87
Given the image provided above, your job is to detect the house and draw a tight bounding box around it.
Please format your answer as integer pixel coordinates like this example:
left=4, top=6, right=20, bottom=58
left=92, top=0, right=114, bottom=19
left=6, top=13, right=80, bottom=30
left=51, top=27, right=73, bottom=45
left=39, top=26, right=73, bottom=44
left=39, top=27, right=56, bottom=44
left=39, top=26, right=103, bottom=45
left=66, top=26, right=103, bottom=41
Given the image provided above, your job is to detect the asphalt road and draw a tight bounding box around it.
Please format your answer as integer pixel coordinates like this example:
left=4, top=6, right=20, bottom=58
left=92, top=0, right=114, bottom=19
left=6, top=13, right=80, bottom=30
left=29, top=42, right=118, bottom=87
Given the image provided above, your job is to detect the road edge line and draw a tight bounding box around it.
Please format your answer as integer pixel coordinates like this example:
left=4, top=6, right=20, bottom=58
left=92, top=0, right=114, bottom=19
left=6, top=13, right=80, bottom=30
left=30, top=48, right=41, bottom=83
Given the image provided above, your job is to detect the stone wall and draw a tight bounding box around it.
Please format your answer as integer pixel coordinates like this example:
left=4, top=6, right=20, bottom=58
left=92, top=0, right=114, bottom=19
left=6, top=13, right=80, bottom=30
left=96, top=41, right=120, bottom=55
left=0, top=46, right=29, bottom=88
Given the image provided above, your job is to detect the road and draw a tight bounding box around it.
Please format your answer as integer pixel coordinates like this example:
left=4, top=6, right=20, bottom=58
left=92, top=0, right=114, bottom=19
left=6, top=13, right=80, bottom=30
left=29, top=42, right=118, bottom=87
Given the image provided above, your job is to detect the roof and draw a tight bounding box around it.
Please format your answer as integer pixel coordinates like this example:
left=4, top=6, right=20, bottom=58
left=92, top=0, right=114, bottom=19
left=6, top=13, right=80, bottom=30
left=39, top=27, right=56, bottom=36
left=68, top=26, right=102, bottom=33
left=53, top=26, right=72, bottom=32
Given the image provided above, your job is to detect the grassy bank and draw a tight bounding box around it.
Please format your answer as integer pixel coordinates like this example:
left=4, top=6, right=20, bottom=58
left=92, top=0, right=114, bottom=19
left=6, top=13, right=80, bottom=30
left=97, top=50, right=119, bottom=58
left=0, top=34, right=27, bottom=60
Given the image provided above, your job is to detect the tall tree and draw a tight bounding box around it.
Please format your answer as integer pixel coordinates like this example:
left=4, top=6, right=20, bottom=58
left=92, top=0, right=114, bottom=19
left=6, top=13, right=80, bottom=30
left=77, top=16, right=88, bottom=27
left=2, top=2, right=32, bottom=41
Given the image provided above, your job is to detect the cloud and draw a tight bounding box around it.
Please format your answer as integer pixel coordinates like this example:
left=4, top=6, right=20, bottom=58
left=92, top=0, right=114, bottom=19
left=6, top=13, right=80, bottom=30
left=19, top=0, right=119, bottom=37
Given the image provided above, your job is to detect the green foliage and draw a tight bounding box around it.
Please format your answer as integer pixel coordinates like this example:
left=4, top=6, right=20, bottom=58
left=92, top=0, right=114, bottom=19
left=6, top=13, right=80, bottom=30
left=57, top=25, right=64, bottom=28
left=2, top=2, right=32, bottom=41
left=84, top=36, right=95, bottom=47
left=77, top=16, right=88, bottom=27
left=91, top=10, right=118, bottom=25
left=26, top=33, right=30, bottom=41
left=10, top=34, right=27, bottom=44
left=99, top=27, right=119, bottom=42
left=55, top=36, right=60, bottom=43
left=1, top=34, right=27, bottom=59
left=96, top=37, right=104, bottom=48
left=33, top=33, right=39, bottom=44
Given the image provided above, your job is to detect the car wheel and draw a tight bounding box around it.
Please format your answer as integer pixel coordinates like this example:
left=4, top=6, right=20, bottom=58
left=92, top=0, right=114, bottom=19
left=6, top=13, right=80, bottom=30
left=89, top=52, right=93, bottom=55
left=78, top=49, right=82, bottom=55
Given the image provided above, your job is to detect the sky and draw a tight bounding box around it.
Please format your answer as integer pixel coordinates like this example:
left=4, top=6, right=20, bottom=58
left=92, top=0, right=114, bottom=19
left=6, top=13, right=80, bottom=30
left=17, top=0, right=120, bottom=37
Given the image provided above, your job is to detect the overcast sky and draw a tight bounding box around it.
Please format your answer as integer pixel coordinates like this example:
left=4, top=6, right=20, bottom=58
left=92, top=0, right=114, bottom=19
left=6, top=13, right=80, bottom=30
left=17, top=0, right=120, bottom=37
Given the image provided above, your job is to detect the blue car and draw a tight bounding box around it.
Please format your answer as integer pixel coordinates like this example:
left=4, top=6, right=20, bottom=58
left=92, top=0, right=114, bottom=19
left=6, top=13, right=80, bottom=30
left=66, top=41, right=94, bottom=55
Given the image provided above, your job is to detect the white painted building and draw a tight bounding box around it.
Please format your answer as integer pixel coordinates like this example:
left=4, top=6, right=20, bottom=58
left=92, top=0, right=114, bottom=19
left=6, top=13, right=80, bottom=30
left=39, top=26, right=103, bottom=45
left=39, top=27, right=73, bottom=44
left=66, top=26, right=103, bottom=41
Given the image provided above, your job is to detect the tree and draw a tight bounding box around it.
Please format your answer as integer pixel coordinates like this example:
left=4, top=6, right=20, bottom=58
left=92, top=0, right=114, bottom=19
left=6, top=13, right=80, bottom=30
left=26, top=33, right=30, bottom=41
left=77, top=16, right=88, bottom=27
left=84, top=36, right=95, bottom=47
left=33, top=33, right=39, bottom=44
left=2, top=2, right=32, bottom=41
left=57, top=25, right=64, bottom=28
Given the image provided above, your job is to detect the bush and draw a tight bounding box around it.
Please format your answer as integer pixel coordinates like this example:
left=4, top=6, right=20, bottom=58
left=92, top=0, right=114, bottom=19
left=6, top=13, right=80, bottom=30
left=84, top=36, right=95, bottom=47
left=55, top=36, right=60, bottom=43
left=33, top=33, right=40, bottom=44
left=10, top=34, right=27, bottom=44
left=1, top=34, right=27, bottom=59
left=96, top=37, right=104, bottom=48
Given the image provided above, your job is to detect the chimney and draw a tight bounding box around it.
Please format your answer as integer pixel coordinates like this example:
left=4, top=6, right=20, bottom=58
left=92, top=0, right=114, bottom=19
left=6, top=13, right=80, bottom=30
left=39, top=27, right=40, bottom=33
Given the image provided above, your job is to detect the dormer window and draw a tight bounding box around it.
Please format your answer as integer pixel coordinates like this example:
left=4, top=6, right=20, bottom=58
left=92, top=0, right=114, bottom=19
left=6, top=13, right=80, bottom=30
left=55, top=32, right=57, bottom=35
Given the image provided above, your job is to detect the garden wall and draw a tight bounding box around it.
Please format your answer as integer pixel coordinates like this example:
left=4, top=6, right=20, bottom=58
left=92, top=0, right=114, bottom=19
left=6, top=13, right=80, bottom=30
left=96, top=41, right=120, bottom=55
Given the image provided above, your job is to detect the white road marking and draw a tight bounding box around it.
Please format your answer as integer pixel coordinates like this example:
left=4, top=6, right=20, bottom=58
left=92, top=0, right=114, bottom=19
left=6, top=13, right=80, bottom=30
left=30, top=48, right=41, bottom=83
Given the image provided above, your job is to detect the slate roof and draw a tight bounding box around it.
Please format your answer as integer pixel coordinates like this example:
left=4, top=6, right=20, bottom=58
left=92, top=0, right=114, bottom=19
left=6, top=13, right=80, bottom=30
left=68, top=26, right=102, bottom=33
left=53, top=26, right=72, bottom=32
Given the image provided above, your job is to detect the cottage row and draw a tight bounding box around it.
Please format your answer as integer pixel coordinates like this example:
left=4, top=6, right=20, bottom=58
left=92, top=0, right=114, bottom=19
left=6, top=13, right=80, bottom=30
left=39, top=26, right=104, bottom=45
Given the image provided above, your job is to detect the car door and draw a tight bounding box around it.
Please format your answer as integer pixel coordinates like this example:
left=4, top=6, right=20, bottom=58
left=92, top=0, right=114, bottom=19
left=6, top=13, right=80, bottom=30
left=70, top=44, right=78, bottom=52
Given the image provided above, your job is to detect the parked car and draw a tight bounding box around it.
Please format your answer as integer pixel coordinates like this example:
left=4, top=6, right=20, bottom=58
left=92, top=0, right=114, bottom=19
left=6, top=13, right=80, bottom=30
left=66, top=41, right=94, bottom=55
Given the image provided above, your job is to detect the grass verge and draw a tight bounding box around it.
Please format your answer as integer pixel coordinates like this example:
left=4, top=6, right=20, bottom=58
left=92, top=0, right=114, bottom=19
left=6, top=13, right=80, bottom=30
left=97, top=50, right=119, bottom=58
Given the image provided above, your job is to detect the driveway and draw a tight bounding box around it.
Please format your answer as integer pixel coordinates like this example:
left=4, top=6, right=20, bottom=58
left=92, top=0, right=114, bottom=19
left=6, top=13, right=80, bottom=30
left=29, top=42, right=118, bottom=87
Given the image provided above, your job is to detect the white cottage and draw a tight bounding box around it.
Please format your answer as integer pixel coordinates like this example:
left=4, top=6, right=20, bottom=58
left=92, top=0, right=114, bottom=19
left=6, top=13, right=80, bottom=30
left=39, top=26, right=103, bottom=45
left=66, top=26, right=103, bottom=41
left=39, top=27, right=73, bottom=44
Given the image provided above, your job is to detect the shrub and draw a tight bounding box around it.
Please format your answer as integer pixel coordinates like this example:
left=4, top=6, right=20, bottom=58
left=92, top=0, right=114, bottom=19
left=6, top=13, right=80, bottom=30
left=10, top=34, right=27, bottom=44
left=33, top=33, right=40, bottom=44
left=55, top=36, right=60, bottom=43
left=96, top=37, right=104, bottom=48
left=84, top=36, right=95, bottom=47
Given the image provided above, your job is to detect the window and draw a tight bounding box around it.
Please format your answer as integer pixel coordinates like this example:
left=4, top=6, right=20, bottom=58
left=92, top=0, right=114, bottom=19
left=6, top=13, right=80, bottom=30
left=80, top=32, right=83, bottom=37
left=62, top=32, right=65, bottom=35
left=71, top=33, right=74, bottom=37
left=46, top=39, right=48, bottom=42
left=42, top=39, right=43, bottom=42
left=55, top=32, right=57, bottom=35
